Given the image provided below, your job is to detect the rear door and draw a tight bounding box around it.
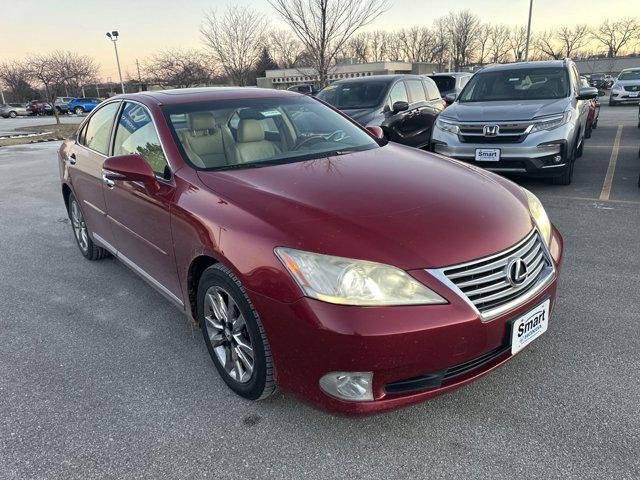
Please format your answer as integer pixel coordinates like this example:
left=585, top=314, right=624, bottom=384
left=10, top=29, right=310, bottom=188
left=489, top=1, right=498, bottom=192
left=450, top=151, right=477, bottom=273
left=67, top=101, right=121, bottom=249
left=103, top=101, right=181, bottom=301
left=405, top=79, right=437, bottom=148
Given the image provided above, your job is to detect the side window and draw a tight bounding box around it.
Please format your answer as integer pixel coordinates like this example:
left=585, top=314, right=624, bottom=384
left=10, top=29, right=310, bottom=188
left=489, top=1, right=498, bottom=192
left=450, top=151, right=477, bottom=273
left=460, top=76, right=470, bottom=88
left=406, top=80, right=427, bottom=103
left=388, top=81, right=409, bottom=106
left=83, top=102, right=120, bottom=154
left=113, top=102, right=169, bottom=178
left=423, top=79, right=441, bottom=101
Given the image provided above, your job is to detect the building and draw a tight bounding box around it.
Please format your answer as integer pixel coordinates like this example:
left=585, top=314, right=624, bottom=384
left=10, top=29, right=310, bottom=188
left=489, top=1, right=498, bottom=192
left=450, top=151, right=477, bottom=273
left=257, top=61, right=442, bottom=89
left=573, top=55, right=640, bottom=76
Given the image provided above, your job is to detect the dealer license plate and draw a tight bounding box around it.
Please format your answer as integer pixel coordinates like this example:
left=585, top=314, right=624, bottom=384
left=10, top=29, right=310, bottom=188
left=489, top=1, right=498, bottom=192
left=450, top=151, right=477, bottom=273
left=511, top=300, right=550, bottom=355
left=475, top=148, right=500, bottom=161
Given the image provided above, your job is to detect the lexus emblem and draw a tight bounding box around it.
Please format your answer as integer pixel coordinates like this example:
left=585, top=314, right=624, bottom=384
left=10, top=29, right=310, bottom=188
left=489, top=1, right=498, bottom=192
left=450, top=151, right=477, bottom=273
left=483, top=125, right=499, bottom=137
left=507, top=258, right=528, bottom=287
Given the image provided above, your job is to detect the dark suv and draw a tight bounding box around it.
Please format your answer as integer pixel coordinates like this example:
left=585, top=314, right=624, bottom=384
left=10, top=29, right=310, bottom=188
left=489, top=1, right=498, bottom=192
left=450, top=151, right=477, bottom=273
left=316, top=74, right=444, bottom=149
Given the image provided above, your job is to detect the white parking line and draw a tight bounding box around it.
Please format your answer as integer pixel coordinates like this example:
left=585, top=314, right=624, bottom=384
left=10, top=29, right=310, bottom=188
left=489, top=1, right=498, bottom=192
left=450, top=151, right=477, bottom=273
left=599, top=125, right=623, bottom=201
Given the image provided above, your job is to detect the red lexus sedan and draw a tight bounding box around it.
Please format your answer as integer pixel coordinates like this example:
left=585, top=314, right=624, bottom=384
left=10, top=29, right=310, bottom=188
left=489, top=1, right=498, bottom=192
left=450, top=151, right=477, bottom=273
left=58, top=88, right=563, bottom=414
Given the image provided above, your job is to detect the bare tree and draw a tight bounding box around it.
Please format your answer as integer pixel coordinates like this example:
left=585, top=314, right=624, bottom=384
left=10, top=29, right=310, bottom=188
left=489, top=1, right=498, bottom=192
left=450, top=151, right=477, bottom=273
left=342, top=33, right=370, bottom=63
left=475, top=24, right=491, bottom=65
left=509, top=26, right=527, bottom=61
left=57, top=51, right=100, bottom=97
left=0, top=61, right=36, bottom=102
left=268, top=0, right=390, bottom=85
left=27, top=53, right=63, bottom=124
left=489, top=25, right=512, bottom=63
left=144, top=49, right=213, bottom=88
left=592, top=17, right=640, bottom=57
left=556, top=24, right=591, bottom=58
left=200, top=6, right=268, bottom=86
left=535, top=30, right=563, bottom=59
left=269, top=29, right=305, bottom=68
left=369, top=30, right=393, bottom=62
left=397, top=27, right=433, bottom=63
left=445, top=10, right=480, bottom=70
left=431, top=18, right=450, bottom=70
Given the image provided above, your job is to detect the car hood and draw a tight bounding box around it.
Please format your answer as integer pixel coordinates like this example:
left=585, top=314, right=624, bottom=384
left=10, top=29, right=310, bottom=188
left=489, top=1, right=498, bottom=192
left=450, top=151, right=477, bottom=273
left=442, top=98, right=571, bottom=122
left=615, top=80, right=640, bottom=87
left=340, top=108, right=377, bottom=125
left=196, top=145, right=534, bottom=270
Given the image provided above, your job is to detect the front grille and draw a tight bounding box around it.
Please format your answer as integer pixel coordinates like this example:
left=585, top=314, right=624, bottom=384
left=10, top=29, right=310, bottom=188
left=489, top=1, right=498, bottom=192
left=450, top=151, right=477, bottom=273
left=458, top=122, right=531, bottom=144
left=436, top=229, right=553, bottom=318
left=384, top=344, right=510, bottom=395
left=624, top=85, right=640, bottom=92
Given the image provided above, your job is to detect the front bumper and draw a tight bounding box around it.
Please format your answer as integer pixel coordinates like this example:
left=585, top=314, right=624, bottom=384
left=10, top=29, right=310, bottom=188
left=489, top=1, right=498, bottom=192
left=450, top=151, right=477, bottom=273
left=610, top=91, right=640, bottom=103
left=251, top=227, right=564, bottom=414
left=431, top=127, right=573, bottom=177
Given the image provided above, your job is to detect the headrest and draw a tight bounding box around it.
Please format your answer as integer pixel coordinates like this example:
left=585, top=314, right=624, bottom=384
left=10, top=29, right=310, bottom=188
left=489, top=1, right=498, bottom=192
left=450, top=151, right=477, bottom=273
left=237, top=119, right=265, bottom=143
left=189, top=112, right=216, bottom=132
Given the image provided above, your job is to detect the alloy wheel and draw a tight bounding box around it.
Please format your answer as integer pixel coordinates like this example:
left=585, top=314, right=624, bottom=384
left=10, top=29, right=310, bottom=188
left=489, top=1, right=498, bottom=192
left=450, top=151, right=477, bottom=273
left=203, top=286, right=255, bottom=384
left=70, top=199, right=89, bottom=253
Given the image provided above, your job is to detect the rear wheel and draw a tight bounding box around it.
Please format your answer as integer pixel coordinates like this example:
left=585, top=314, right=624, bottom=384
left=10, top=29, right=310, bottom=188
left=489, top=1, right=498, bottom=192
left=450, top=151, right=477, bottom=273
left=198, top=264, right=275, bottom=400
left=585, top=123, right=592, bottom=139
left=9, top=111, right=17, bottom=118
left=68, top=193, right=109, bottom=260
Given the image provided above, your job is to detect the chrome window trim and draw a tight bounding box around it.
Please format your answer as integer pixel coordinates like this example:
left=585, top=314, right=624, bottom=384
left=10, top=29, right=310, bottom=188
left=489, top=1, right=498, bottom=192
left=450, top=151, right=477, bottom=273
left=427, top=228, right=556, bottom=322
left=93, top=232, right=184, bottom=309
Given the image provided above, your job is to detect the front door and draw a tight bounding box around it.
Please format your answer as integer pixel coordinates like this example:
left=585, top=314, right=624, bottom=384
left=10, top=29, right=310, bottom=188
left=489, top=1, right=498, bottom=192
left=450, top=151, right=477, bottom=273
left=103, top=102, right=182, bottom=303
left=67, top=101, right=121, bottom=249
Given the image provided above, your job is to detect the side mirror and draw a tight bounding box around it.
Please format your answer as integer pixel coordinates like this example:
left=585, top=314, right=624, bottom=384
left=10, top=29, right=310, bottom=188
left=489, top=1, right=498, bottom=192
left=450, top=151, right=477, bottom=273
left=391, top=101, right=409, bottom=114
left=102, top=154, right=159, bottom=190
left=366, top=126, right=385, bottom=140
left=445, top=93, right=457, bottom=105
left=576, top=87, right=598, bottom=100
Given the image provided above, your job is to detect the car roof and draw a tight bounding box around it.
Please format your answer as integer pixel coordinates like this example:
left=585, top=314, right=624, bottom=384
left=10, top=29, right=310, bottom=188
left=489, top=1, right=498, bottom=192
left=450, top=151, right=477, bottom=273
left=479, top=60, right=567, bottom=72
left=429, top=72, right=471, bottom=77
left=114, top=87, right=302, bottom=106
left=328, top=74, right=424, bottom=85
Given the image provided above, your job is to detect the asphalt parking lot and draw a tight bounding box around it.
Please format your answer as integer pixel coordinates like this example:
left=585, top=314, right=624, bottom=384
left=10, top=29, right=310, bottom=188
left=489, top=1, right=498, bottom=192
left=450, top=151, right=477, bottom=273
left=0, top=103, right=639, bottom=479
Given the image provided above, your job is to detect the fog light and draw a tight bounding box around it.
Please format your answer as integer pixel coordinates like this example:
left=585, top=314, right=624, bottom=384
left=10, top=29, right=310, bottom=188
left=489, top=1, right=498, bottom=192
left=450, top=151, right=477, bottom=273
left=553, top=155, right=562, bottom=163
left=319, top=372, right=374, bottom=401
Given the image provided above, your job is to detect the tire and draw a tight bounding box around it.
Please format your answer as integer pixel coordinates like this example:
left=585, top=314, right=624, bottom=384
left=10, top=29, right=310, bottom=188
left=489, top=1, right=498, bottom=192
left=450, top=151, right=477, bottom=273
left=552, top=142, right=576, bottom=185
left=576, top=131, right=584, bottom=158
left=68, top=193, right=109, bottom=261
left=198, top=264, right=275, bottom=401
left=74, top=106, right=84, bottom=115
left=9, top=111, right=17, bottom=118
left=585, top=124, right=592, bottom=139
left=592, top=118, right=598, bottom=130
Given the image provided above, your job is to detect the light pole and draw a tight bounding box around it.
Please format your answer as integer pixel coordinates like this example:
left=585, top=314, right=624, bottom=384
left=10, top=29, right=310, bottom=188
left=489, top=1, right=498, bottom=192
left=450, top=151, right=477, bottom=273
left=106, top=31, right=125, bottom=94
left=524, top=0, right=533, bottom=62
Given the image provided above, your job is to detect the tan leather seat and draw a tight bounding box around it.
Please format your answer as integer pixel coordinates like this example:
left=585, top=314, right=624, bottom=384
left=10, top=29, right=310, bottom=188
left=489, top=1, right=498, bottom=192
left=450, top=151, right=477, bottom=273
left=181, top=112, right=228, bottom=168
left=234, top=119, right=281, bottom=164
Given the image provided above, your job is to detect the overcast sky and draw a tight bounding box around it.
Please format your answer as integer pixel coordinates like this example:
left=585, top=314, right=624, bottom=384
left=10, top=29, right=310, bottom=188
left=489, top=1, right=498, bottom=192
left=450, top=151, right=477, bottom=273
left=1, top=0, right=635, bottom=79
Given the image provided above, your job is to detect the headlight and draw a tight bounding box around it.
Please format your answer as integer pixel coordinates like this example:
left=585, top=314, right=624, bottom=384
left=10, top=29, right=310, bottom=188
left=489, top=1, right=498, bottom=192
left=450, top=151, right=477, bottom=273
left=436, top=117, right=459, bottom=135
left=275, top=248, right=446, bottom=306
left=530, top=111, right=572, bottom=133
left=611, top=83, right=622, bottom=92
left=523, top=189, right=551, bottom=246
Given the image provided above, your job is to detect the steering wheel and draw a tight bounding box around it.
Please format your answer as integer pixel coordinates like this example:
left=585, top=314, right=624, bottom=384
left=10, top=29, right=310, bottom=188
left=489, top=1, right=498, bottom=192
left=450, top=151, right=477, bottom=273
left=293, top=134, right=326, bottom=151
left=293, top=130, right=348, bottom=151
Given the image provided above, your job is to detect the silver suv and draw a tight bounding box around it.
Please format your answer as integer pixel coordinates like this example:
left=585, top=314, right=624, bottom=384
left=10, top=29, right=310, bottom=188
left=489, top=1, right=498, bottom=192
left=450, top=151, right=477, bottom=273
left=431, top=60, right=597, bottom=185
left=609, top=68, right=640, bottom=106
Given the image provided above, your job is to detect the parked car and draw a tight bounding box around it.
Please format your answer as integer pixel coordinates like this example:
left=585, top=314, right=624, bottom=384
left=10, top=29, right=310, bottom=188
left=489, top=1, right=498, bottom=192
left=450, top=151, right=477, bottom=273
left=581, top=77, right=600, bottom=138
left=609, top=68, right=640, bottom=106
left=54, top=97, right=75, bottom=114
left=0, top=103, right=29, bottom=118
left=427, top=72, right=473, bottom=102
left=430, top=59, right=597, bottom=185
left=589, top=73, right=607, bottom=90
left=67, top=97, right=101, bottom=114
left=58, top=87, right=563, bottom=414
left=26, top=100, right=53, bottom=115
left=287, top=84, right=317, bottom=95
left=316, top=74, right=444, bottom=149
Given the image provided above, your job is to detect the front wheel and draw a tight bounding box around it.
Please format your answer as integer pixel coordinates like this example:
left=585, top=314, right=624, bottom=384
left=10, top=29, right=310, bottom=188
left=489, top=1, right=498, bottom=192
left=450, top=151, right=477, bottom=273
left=68, top=193, right=109, bottom=260
left=9, top=111, right=17, bottom=118
left=74, top=106, right=84, bottom=115
left=198, top=264, right=275, bottom=400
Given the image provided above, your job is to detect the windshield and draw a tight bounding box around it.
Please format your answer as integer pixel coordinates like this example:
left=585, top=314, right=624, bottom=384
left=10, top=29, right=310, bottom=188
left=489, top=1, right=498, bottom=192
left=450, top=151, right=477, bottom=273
left=163, top=96, right=379, bottom=171
left=316, top=81, right=388, bottom=109
left=429, top=76, right=456, bottom=93
left=459, top=67, right=570, bottom=102
left=619, top=70, right=640, bottom=81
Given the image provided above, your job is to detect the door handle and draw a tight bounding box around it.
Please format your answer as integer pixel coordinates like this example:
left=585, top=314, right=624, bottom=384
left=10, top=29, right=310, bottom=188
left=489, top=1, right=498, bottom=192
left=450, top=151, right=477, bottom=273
left=68, top=153, right=76, bottom=165
left=102, top=172, right=115, bottom=188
